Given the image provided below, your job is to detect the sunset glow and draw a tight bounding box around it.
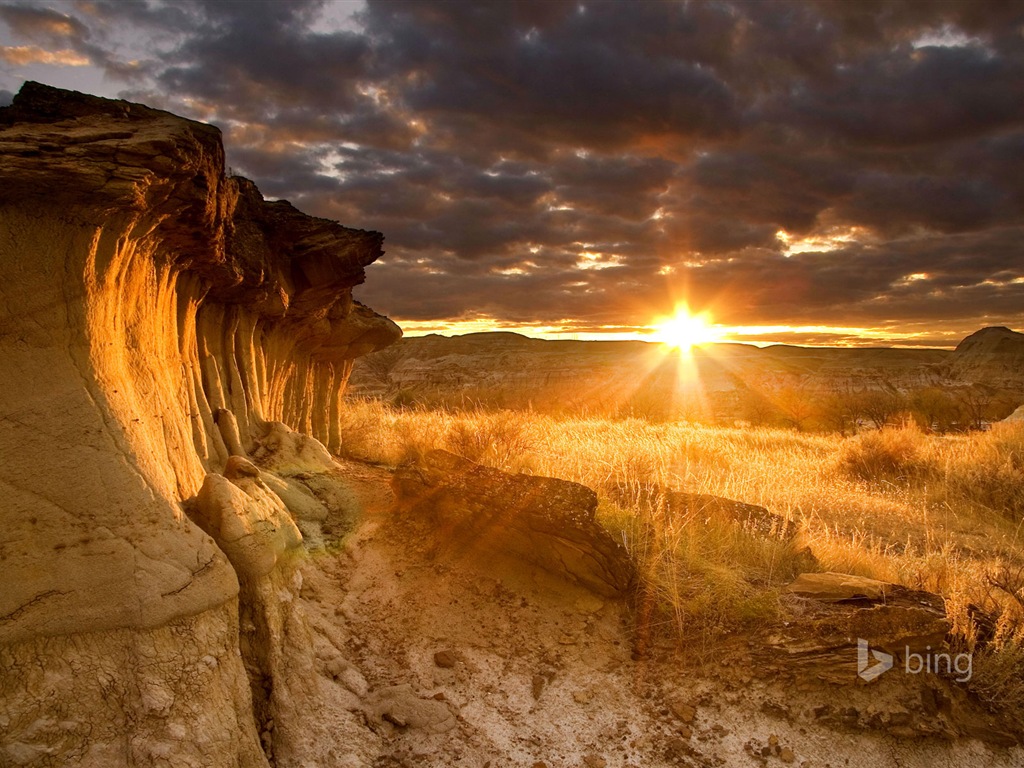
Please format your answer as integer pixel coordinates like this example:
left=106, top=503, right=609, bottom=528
left=2, top=2, right=1022, bottom=342
left=652, top=305, right=721, bottom=350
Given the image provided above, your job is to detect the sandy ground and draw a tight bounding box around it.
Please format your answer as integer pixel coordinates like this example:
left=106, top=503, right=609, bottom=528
left=290, top=460, right=1024, bottom=768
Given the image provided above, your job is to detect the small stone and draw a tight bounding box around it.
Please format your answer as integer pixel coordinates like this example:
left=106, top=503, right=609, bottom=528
left=339, top=667, right=369, bottom=697
left=671, top=702, right=696, bottom=724
left=583, top=755, right=607, bottom=768
left=779, top=747, right=796, bottom=763
left=531, top=763, right=548, bottom=768
left=573, top=690, right=593, bottom=704
left=326, top=657, right=347, bottom=679
left=574, top=595, right=605, bottom=614
left=888, top=711, right=911, bottom=726
left=434, top=650, right=457, bottom=668
left=761, top=701, right=790, bottom=720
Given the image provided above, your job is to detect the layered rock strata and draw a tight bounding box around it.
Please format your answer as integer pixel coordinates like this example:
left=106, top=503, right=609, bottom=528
left=0, top=82, right=398, bottom=766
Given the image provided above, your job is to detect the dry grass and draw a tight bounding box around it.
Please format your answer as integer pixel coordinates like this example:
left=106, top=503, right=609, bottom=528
left=837, top=422, right=1024, bottom=522
left=341, top=399, right=1024, bottom=700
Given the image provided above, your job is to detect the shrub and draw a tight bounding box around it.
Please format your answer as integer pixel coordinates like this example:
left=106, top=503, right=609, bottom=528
left=836, top=424, right=927, bottom=481
left=442, top=409, right=534, bottom=472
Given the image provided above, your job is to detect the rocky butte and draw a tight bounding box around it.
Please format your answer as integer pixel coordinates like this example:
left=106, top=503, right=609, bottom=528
left=0, top=82, right=399, bottom=766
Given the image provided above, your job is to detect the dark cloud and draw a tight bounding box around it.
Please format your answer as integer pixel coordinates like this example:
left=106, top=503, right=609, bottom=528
left=780, top=45, right=1024, bottom=147
left=155, top=1, right=370, bottom=116
left=0, top=4, right=89, bottom=41
left=361, top=0, right=743, bottom=154
left=2, top=0, right=1024, bottom=341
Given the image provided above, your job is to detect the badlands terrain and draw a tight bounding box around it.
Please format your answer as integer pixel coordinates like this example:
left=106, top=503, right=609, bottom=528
left=2, top=83, right=1023, bottom=768
left=348, top=327, right=1024, bottom=425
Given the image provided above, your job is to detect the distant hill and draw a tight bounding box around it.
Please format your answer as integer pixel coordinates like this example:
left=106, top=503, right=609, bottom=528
left=348, top=326, right=1023, bottom=424
left=949, top=327, right=1024, bottom=388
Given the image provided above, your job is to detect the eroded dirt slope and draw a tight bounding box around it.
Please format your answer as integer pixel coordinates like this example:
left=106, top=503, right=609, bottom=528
left=292, top=460, right=1024, bottom=768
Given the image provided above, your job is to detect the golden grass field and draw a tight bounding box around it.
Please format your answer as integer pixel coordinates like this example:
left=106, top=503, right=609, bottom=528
left=340, top=399, right=1024, bottom=706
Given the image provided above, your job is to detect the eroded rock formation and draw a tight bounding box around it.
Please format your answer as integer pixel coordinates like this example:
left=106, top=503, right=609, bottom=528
left=392, top=450, right=635, bottom=597
left=0, top=82, right=399, bottom=766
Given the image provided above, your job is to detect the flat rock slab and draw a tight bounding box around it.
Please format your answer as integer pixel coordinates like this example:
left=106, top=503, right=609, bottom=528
left=786, top=572, right=945, bottom=612
left=392, top=450, right=634, bottom=597
left=759, top=572, right=950, bottom=684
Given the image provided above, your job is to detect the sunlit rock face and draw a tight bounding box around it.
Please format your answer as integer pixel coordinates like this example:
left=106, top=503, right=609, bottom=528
left=0, top=82, right=398, bottom=767
left=948, top=326, right=1024, bottom=389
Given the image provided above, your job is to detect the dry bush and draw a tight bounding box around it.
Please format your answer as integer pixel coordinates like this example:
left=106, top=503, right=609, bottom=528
left=963, top=564, right=1024, bottom=711
left=970, top=642, right=1024, bottom=712
left=837, top=422, right=1024, bottom=522
left=931, top=424, right=1024, bottom=521
left=338, top=400, right=534, bottom=471
left=836, top=424, right=927, bottom=481
left=442, top=409, right=534, bottom=472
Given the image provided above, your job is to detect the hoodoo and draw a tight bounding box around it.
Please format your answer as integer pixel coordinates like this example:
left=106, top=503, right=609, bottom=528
left=0, top=83, right=399, bottom=766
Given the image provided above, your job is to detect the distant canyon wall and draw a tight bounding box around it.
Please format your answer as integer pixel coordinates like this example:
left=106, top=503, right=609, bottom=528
left=0, top=83, right=398, bottom=766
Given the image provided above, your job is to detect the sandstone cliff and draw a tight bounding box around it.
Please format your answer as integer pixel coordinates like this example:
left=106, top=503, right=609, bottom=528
left=0, top=82, right=399, bottom=766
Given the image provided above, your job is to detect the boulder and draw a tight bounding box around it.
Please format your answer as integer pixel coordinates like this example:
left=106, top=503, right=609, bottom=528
left=192, top=473, right=303, bottom=582
left=362, top=685, right=456, bottom=734
left=613, top=485, right=796, bottom=540
left=1004, top=404, right=1024, bottom=422
left=252, top=421, right=337, bottom=476
left=393, top=450, right=634, bottom=597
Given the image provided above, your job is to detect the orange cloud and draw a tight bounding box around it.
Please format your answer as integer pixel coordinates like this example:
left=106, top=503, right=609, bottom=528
left=0, top=46, right=90, bottom=67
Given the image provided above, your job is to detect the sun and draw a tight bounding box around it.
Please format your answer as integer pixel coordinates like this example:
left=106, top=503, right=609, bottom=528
left=652, top=304, right=719, bottom=350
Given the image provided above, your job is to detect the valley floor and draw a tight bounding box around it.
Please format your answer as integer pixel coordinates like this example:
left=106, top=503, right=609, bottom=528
left=289, top=460, right=1024, bottom=768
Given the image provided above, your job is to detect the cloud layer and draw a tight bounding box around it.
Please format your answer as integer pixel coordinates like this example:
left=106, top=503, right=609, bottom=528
left=2, top=0, right=1023, bottom=344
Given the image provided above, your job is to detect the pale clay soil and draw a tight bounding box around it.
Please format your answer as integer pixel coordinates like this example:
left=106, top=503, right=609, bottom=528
left=289, top=459, right=1024, bottom=768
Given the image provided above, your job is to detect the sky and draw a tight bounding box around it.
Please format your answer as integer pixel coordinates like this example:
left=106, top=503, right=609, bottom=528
left=1, top=0, right=1023, bottom=347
